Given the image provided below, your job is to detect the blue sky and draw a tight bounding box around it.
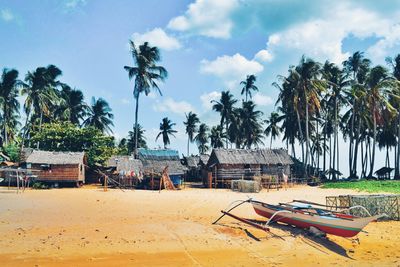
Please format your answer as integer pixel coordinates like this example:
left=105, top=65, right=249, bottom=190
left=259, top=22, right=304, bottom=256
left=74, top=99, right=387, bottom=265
left=1, top=0, right=400, bottom=171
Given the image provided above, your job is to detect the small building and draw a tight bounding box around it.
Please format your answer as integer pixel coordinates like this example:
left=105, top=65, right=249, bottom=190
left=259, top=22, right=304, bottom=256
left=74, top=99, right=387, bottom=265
left=105, top=155, right=144, bottom=187
left=206, top=148, right=293, bottom=188
left=375, top=167, right=394, bottom=180
left=138, top=148, right=187, bottom=186
left=183, top=154, right=210, bottom=182
left=25, top=150, right=86, bottom=186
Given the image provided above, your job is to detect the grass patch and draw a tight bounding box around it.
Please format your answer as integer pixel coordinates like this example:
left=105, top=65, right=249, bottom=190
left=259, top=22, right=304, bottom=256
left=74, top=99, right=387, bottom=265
left=321, top=180, right=400, bottom=194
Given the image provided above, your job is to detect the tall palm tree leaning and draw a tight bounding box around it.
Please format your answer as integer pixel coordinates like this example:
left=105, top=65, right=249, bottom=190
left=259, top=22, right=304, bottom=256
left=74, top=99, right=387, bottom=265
left=124, top=41, right=168, bottom=158
left=211, top=91, right=237, bottom=148
left=156, top=117, right=177, bottom=149
left=195, top=123, right=209, bottom=154
left=183, top=111, right=200, bottom=156
left=22, top=65, right=62, bottom=149
left=265, top=112, right=282, bottom=149
left=82, top=97, right=114, bottom=134
left=0, top=68, right=22, bottom=145
left=240, top=74, right=258, bottom=101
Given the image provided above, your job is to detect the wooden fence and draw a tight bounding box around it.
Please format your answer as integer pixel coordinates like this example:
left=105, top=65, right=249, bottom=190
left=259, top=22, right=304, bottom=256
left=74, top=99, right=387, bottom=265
left=326, top=194, right=400, bottom=220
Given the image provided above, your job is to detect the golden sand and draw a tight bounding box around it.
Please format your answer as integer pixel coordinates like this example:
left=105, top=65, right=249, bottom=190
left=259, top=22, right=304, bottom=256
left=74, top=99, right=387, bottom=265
left=0, top=185, right=399, bottom=266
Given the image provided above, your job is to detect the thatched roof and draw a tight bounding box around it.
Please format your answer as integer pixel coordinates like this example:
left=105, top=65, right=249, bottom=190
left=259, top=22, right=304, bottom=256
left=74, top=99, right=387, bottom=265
left=26, top=150, right=85, bottom=165
left=208, top=148, right=293, bottom=166
left=184, top=156, right=200, bottom=168
left=138, top=149, right=186, bottom=175
left=106, top=155, right=143, bottom=172
left=199, top=154, right=210, bottom=165
left=375, top=167, right=394, bottom=176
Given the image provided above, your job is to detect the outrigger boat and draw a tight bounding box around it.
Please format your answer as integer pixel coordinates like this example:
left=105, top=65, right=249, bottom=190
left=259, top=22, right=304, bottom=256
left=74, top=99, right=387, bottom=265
left=214, top=199, right=386, bottom=238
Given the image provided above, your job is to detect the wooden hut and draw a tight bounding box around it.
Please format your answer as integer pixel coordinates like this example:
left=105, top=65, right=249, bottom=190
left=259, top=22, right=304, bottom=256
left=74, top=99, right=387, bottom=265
left=105, top=155, right=143, bottom=187
left=206, top=148, right=293, bottom=188
left=25, top=150, right=86, bottom=186
left=138, top=148, right=187, bottom=187
left=183, top=156, right=201, bottom=182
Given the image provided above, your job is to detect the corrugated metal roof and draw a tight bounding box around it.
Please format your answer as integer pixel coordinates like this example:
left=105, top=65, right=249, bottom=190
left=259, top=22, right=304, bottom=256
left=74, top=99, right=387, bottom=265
left=26, top=150, right=85, bottom=165
left=209, top=148, right=293, bottom=165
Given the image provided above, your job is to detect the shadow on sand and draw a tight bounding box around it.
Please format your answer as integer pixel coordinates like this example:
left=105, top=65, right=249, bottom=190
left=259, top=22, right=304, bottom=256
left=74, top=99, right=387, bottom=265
left=216, top=218, right=354, bottom=259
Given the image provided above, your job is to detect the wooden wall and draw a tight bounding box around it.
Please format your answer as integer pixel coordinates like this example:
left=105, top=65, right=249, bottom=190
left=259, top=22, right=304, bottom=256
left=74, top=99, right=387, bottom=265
left=33, top=164, right=84, bottom=183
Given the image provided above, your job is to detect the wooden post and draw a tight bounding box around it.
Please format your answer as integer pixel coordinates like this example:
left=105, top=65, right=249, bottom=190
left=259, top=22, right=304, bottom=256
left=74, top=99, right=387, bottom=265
left=16, top=170, right=19, bottom=194
left=151, top=170, right=154, bottom=190
left=208, top=172, right=212, bottom=189
left=214, top=166, right=218, bottom=189
left=104, top=175, right=108, bottom=192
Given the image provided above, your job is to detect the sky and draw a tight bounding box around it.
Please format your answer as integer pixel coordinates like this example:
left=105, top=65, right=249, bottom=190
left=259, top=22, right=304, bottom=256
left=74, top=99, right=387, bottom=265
left=1, top=0, right=400, bottom=174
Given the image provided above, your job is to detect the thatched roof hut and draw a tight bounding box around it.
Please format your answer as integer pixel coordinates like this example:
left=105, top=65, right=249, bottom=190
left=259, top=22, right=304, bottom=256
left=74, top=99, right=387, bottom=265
left=106, top=155, right=143, bottom=173
left=207, top=148, right=293, bottom=187
left=138, top=148, right=187, bottom=176
left=25, top=150, right=86, bottom=185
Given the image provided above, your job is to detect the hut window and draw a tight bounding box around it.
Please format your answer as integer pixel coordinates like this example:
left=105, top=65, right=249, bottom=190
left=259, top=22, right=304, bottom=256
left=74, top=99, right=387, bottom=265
left=80, top=164, right=83, bottom=174
left=244, top=164, right=250, bottom=169
left=40, top=164, right=51, bottom=171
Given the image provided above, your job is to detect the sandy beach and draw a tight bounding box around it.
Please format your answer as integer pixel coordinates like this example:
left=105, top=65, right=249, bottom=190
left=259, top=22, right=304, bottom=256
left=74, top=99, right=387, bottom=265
left=0, top=185, right=399, bottom=267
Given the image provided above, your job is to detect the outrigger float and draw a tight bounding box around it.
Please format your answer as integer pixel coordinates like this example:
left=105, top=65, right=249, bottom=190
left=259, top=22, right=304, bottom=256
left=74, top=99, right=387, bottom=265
left=213, top=199, right=386, bottom=237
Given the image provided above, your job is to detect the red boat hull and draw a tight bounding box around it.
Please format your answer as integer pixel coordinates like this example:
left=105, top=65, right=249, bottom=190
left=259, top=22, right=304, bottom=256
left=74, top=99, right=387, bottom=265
left=253, top=205, right=361, bottom=237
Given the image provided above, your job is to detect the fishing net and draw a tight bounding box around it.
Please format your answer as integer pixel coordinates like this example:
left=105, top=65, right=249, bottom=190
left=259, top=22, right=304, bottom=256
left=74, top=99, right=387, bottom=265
left=231, top=180, right=262, bottom=193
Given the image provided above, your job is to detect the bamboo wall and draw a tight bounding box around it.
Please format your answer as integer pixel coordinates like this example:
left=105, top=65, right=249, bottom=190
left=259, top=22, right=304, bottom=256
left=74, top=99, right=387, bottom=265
left=326, top=194, right=400, bottom=221
left=33, top=164, right=84, bottom=183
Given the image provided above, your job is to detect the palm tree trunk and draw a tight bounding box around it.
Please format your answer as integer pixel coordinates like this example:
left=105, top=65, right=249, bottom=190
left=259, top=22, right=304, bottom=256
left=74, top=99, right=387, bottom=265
left=295, top=109, right=305, bottom=175
left=270, top=135, right=272, bottom=149
left=352, top=117, right=361, bottom=178
left=332, top=99, right=337, bottom=180
left=386, top=145, right=390, bottom=168
left=187, top=136, right=190, bottom=157
left=323, top=131, right=326, bottom=173
left=134, top=93, right=140, bottom=159
left=329, top=134, right=332, bottom=180
left=36, top=111, right=43, bottom=149
left=368, top=113, right=377, bottom=178
left=305, top=93, right=310, bottom=178
left=395, top=115, right=400, bottom=179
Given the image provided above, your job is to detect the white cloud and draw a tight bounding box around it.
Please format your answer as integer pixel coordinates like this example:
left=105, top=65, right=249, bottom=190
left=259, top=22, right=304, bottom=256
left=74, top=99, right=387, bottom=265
left=1, top=9, right=14, bottom=22
left=65, top=0, right=87, bottom=8
left=200, top=53, right=263, bottom=88
left=200, top=91, right=221, bottom=110
left=262, top=3, right=399, bottom=64
left=153, top=97, right=195, bottom=115
left=254, top=49, right=274, bottom=63
left=132, top=28, right=181, bottom=51
left=121, top=98, right=130, bottom=105
left=252, top=93, right=273, bottom=106
left=167, top=0, right=239, bottom=39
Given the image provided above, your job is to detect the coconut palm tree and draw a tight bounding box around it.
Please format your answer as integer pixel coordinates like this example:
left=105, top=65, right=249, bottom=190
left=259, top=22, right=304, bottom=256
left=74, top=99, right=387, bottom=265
left=82, top=97, right=114, bottom=134
left=211, top=90, right=237, bottom=148
left=265, top=112, right=282, bottom=148
left=386, top=54, right=400, bottom=179
left=127, top=124, right=147, bottom=153
left=364, top=65, right=395, bottom=178
left=156, top=117, right=177, bottom=149
left=238, top=101, right=264, bottom=149
left=0, top=68, right=22, bottom=145
left=240, top=74, right=258, bottom=101
left=56, top=85, right=88, bottom=125
left=183, top=112, right=200, bottom=156
left=22, top=65, right=62, bottom=148
left=195, top=123, right=209, bottom=154
left=124, top=41, right=168, bottom=158
left=210, top=125, right=225, bottom=148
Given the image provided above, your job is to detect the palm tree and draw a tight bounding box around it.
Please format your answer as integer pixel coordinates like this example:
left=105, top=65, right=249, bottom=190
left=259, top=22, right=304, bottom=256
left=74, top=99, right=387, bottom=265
left=211, top=91, right=237, bottom=148
left=365, top=65, right=395, bottom=178
left=22, top=65, right=62, bottom=148
left=124, top=41, right=168, bottom=158
left=56, top=85, right=88, bottom=125
left=294, top=56, right=325, bottom=176
left=343, top=52, right=371, bottom=177
left=265, top=112, right=282, bottom=148
left=386, top=54, right=400, bottom=179
left=210, top=125, right=225, bottom=148
left=0, top=69, right=22, bottom=145
left=238, top=101, right=264, bottom=148
left=183, top=112, right=200, bottom=156
left=195, top=123, right=209, bottom=154
left=240, top=74, right=258, bottom=101
left=82, top=97, right=114, bottom=134
left=127, top=124, right=147, bottom=153
left=156, top=117, right=177, bottom=149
